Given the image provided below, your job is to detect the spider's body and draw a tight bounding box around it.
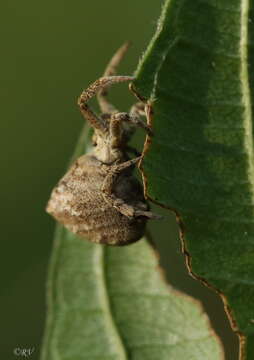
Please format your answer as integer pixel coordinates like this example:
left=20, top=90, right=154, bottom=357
left=47, top=155, right=148, bottom=245
left=46, top=43, right=157, bottom=245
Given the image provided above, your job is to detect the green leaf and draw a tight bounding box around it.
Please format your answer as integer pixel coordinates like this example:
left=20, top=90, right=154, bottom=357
left=41, top=231, right=222, bottom=360
left=134, top=0, right=254, bottom=358
left=40, top=124, right=222, bottom=359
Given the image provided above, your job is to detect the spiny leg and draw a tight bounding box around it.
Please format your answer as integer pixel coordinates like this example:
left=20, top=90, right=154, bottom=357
left=102, top=157, right=142, bottom=217
left=130, top=102, right=153, bottom=136
left=78, top=101, right=105, bottom=133
left=97, top=42, right=130, bottom=114
left=130, top=101, right=145, bottom=119
left=103, top=43, right=130, bottom=77
left=102, top=157, right=160, bottom=219
left=78, top=75, right=133, bottom=132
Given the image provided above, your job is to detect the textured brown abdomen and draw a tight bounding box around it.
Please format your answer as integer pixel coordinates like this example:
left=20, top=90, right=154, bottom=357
left=46, top=154, right=147, bottom=245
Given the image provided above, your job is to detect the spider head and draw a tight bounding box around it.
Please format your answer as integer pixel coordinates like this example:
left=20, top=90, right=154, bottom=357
left=92, top=117, right=128, bottom=164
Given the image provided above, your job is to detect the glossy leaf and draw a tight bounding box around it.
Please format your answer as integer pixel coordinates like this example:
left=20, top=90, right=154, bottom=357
left=134, top=0, right=254, bottom=358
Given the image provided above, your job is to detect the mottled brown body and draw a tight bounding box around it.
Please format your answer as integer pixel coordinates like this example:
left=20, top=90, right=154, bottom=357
left=47, top=43, right=158, bottom=245
left=47, top=155, right=148, bottom=245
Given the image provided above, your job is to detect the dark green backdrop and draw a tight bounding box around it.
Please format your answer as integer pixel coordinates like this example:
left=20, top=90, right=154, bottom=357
left=0, top=1, right=238, bottom=359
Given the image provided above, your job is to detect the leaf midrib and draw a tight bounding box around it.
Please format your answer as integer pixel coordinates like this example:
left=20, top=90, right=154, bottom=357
left=240, top=0, right=254, bottom=198
left=98, top=246, right=128, bottom=360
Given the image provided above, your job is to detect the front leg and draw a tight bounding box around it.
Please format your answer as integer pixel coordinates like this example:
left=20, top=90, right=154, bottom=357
left=97, top=42, right=130, bottom=114
left=78, top=75, right=133, bottom=133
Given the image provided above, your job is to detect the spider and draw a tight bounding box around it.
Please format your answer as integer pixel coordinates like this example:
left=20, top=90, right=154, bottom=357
left=46, top=43, right=158, bottom=245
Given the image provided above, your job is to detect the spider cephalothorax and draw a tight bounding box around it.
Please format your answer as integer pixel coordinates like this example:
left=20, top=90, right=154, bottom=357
left=46, top=43, right=158, bottom=245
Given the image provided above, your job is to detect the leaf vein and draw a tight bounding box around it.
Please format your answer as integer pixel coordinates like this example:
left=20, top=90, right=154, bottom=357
left=101, top=247, right=129, bottom=360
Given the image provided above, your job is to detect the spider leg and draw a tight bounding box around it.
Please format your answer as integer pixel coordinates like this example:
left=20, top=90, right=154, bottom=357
left=102, top=157, right=160, bottom=219
left=97, top=42, right=130, bottom=113
left=130, top=102, right=153, bottom=136
left=78, top=75, right=133, bottom=132
left=109, top=109, right=152, bottom=149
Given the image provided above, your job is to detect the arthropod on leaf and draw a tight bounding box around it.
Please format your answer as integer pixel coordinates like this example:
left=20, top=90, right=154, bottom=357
left=47, top=43, right=158, bottom=245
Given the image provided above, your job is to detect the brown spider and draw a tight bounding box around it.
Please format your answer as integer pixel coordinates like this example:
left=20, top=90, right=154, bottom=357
left=46, top=43, right=158, bottom=245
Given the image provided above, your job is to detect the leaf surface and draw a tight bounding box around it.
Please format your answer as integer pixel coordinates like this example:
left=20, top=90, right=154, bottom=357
left=40, top=125, right=222, bottom=359
left=134, top=0, right=254, bottom=358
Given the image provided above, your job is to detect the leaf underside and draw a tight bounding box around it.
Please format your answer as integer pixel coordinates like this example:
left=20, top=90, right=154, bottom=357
left=40, top=125, right=222, bottom=359
left=41, top=228, right=222, bottom=360
left=134, top=0, right=254, bottom=358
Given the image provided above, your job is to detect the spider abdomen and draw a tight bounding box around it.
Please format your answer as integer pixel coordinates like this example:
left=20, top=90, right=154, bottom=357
left=46, top=154, right=148, bottom=245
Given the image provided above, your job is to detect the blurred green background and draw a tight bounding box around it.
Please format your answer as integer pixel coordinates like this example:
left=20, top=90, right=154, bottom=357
left=0, top=1, right=238, bottom=359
